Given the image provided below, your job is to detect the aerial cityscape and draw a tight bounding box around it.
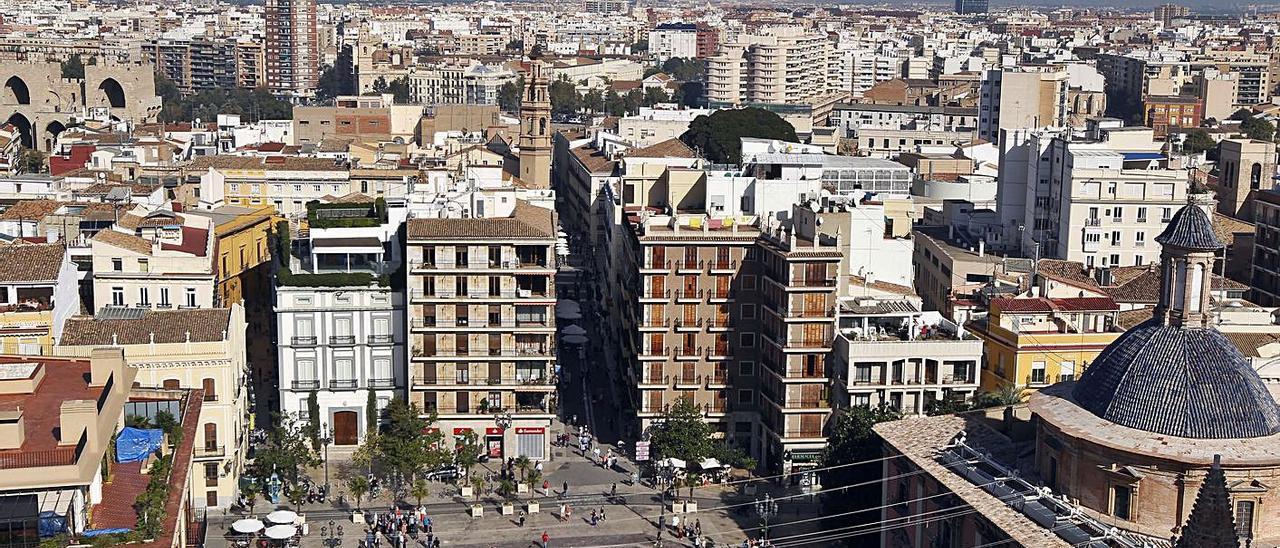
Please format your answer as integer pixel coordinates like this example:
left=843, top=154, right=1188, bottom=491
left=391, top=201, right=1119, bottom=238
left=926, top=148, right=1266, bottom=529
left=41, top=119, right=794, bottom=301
left=0, top=0, right=1277, bottom=547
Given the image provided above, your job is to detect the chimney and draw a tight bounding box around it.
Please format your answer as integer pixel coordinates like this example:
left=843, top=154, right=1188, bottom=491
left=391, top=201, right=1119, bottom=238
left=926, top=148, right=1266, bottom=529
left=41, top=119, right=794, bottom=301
left=0, top=408, right=23, bottom=450
left=58, top=399, right=96, bottom=447
left=978, top=239, right=985, bottom=257
left=89, top=347, right=128, bottom=388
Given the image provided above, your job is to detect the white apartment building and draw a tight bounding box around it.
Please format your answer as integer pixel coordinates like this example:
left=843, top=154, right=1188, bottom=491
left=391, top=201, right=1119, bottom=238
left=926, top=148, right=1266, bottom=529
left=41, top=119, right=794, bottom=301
left=407, top=62, right=518, bottom=106
left=707, top=26, right=837, bottom=106
left=275, top=200, right=404, bottom=447
left=90, top=209, right=216, bottom=312
left=648, top=23, right=698, bottom=62
left=830, top=300, right=983, bottom=415
left=57, top=306, right=250, bottom=510
left=186, top=156, right=351, bottom=217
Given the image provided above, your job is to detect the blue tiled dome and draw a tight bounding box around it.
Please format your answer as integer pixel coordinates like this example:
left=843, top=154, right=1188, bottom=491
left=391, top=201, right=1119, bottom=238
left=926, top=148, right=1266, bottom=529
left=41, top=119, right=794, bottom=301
left=1154, top=205, right=1222, bottom=250
left=1072, top=319, right=1280, bottom=439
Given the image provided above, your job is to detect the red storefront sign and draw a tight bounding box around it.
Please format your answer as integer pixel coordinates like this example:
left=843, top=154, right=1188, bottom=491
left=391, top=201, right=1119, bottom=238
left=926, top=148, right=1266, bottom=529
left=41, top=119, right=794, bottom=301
left=485, top=427, right=504, bottom=435
left=453, top=427, right=473, bottom=435
left=515, top=427, right=545, bottom=434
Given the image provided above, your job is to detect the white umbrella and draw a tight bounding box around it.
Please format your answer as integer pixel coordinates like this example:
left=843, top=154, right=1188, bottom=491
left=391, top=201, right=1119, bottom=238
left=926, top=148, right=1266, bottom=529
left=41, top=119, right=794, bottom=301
left=556, top=301, right=581, bottom=312
left=231, top=519, right=265, bottom=534
left=263, top=524, right=297, bottom=540
left=698, top=458, right=722, bottom=470
left=561, top=324, right=587, bottom=336
left=556, top=309, right=582, bottom=320
left=563, top=334, right=589, bottom=344
left=557, top=230, right=568, bottom=237
left=266, top=510, right=298, bottom=524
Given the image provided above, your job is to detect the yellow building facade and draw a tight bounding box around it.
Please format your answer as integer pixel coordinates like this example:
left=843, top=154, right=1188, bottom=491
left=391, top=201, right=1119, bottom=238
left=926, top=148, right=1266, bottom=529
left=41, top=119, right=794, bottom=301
left=189, top=205, right=277, bottom=308
left=971, top=296, right=1122, bottom=394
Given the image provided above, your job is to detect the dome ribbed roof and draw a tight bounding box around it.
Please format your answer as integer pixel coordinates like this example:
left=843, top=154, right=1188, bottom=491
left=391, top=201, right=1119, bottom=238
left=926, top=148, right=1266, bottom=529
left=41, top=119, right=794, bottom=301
left=1072, top=319, right=1280, bottom=439
left=1155, top=205, right=1223, bottom=250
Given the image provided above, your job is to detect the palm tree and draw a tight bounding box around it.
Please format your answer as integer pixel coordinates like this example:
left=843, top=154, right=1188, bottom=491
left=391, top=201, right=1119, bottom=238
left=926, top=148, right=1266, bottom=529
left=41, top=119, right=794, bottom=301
left=347, top=476, right=370, bottom=511
left=411, top=478, right=430, bottom=507
left=979, top=381, right=1024, bottom=407
left=527, top=469, right=543, bottom=497
left=470, top=475, right=485, bottom=503
left=242, top=482, right=259, bottom=515
left=515, top=455, right=531, bottom=481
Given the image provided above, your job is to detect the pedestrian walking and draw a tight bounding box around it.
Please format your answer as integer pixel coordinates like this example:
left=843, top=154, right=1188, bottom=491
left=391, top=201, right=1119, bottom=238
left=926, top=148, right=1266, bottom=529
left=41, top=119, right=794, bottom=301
left=590, top=509, right=598, bottom=527
left=610, top=482, right=617, bottom=498
left=542, top=479, right=550, bottom=495
left=541, top=531, right=550, bottom=548
left=558, top=504, right=567, bottom=522
left=598, top=507, right=606, bottom=521
left=562, top=481, right=569, bottom=497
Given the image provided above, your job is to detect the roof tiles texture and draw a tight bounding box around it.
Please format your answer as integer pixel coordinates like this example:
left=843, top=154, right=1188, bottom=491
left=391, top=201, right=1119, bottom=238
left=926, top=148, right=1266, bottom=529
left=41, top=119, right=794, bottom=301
left=0, top=243, right=65, bottom=282
left=61, top=308, right=232, bottom=346
left=407, top=201, right=554, bottom=240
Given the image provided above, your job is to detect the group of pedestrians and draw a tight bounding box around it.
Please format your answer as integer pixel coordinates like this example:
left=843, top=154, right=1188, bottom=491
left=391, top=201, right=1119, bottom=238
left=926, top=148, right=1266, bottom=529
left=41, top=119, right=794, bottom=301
left=362, top=505, right=439, bottom=548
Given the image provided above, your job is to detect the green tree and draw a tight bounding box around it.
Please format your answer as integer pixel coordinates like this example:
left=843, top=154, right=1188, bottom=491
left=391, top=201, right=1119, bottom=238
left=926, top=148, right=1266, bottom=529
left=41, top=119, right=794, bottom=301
left=498, top=79, right=523, bottom=113
left=549, top=76, right=581, bottom=116
left=498, top=478, right=517, bottom=500
left=506, top=39, right=524, bottom=53
left=603, top=90, right=626, bottom=116
left=241, top=481, right=259, bottom=512
left=346, top=475, right=370, bottom=510
left=681, top=108, right=798, bottom=164
left=61, top=55, right=86, bottom=79
left=643, top=66, right=664, bottom=79
left=247, top=414, right=320, bottom=493
left=411, top=478, right=430, bottom=506
left=1241, top=116, right=1275, bottom=141
left=315, top=65, right=341, bottom=102
left=631, top=40, right=648, bottom=54
left=1183, top=128, right=1217, bottom=155
left=306, top=392, right=320, bottom=451
left=661, top=58, right=706, bottom=82
left=623, top=88, right=644, bottom=115
left=384, top=77, right=411, bottom=104
left=674, top=81, right=704, bottom=108
left=286, top=483, right=308, bottom=512
left=526, top=469, right=543, bottom=496
left=515, top=455, right=531, bottom=481
left=643, top=87, right=670, bottom=107
left=377, top=397, right=445, bottom=483
left=365, top=389, right=378, bottom=433
left=582, top=88, right=604, bottom=114
left=819, top=405, right=902, bottom=546
left=470, top=474, right=485, bottom=502
left=455, top=430, right=482, bottom=476
left=648, top=396, right=716, bottom=463
left=20, top=148, right=45, bottom=174
left=352, top=431, right=379, bottom=476
left=372, top=76, right=389, bottom=94
left=979, top=381, right=1024, bottom=407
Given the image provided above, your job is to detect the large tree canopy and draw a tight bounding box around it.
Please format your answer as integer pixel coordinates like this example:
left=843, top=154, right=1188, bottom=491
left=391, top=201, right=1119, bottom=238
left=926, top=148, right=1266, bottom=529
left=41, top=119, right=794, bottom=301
left=680, top=107, right=797, bottom=164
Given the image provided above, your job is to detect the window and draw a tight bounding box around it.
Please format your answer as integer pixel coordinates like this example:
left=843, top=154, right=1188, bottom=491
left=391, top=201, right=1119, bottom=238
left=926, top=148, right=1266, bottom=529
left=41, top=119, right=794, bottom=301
left=138, top=258, right=149, bottom=272
left=742, top=275, right=757, bottom=289
left=1111, top=485, right=1132, bottom=521
left=1136, top=207, right=1147, bottom=222
left=737, top=389, right=753, bottom=404
left=138, top=287, right=149, bottom=306
left=739, top=333, right=755, bottom=348
left=1109, top=253, right=1121, bottom=266
left=487, top=391, right=501, bottom=409
left=159, top=287, right=170, bottom=307
left=204, top=463, right=219, bottom=487
left=739, top=361, right=755, bottom=376
left=1111, top=230, right=1121, bottom=245
left=1135, top=232, right=1145, bottom=246
left=112, top=258, right=122, bottom=271
left=1236, top=500, right=1255, bottom=538
left=741, top=304, right=756, bottom=319
left=185, top=287, right=198, bottom=308
left=111, top=287, right=124, bottom=306
left=1030, top=361, right=1046, bottom=384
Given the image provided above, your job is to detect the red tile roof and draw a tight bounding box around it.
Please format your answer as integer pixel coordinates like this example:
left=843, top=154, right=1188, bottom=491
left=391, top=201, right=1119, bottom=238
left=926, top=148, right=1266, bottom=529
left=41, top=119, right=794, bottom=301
left=159, top=226, right=210, bottom=257
left=0, top=356, right=99, bottom=456
left=992, top=296, right=1119, bottom=313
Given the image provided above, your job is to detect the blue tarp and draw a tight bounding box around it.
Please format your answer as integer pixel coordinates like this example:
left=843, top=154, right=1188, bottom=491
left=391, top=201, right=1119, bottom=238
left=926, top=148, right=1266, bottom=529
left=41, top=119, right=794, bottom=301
left=38, top=512, right=67, bottom=538
left=1123, top=152, right=1164, bottom=161
left=116, top=427, right=163, bottom=463
left=81, top=528, right=132, bottom=537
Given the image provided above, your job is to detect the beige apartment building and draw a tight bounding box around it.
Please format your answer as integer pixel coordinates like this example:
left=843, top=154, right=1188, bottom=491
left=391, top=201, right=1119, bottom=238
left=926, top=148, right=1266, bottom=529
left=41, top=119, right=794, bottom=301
left=404, top=201, right=559, bottom=461
left=1216, top=138, right=1278, bottom=222
left=707, top=26, right=839, bottom=107
left=977, top=68, right=1068, bottom=142
left=56, top=306, right=248, bottom=510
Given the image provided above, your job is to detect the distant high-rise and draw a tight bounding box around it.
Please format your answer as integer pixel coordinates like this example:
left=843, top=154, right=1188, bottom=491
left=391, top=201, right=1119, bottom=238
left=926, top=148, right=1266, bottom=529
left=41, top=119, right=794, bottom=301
left=954, top=0, right=988, bottom=15
left=1154, top=3, right=1190, bottom=25
left=265, top=0, right=319, bottom=97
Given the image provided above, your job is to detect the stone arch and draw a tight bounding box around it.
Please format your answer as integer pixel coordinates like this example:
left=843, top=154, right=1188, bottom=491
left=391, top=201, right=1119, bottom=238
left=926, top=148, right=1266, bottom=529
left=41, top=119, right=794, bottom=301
left=98, top=77, right=125, bottom=109
left=4, top=76, right=30, bottom=105
left=6, top=112, right=32, bottom=148
left=43, top=120, right=65, bottom=150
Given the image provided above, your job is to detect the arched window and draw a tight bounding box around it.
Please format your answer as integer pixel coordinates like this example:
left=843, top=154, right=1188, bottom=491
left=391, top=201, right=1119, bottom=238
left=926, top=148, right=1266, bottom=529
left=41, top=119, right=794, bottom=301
left=539, top=117, right=547, bottom=135
left=1251, top=162, right=1263, bottom=190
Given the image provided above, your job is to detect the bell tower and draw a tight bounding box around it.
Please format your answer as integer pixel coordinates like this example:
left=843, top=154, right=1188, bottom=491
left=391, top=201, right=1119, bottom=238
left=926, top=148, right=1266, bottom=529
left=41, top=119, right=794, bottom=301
left=518, top=59, right=552, bottom=189
left=1153, top=203, right=1223, bottom=329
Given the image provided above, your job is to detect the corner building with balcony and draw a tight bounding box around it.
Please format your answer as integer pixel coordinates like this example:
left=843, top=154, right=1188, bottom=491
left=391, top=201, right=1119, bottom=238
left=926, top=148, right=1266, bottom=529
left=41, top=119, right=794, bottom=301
left=405, top=200, right=558, bottom=462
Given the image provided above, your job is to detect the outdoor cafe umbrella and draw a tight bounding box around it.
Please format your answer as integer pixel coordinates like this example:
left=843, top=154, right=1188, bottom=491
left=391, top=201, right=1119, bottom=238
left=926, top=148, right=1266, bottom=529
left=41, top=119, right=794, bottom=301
left=555, top=307, right=582, bottom=320
left=658, top=457, right=687, bottom=469
left=563, top=334, right=589, bottom=345
left=266, top=510, right=298, bottom=524
left=231, top=519, right=265, bottom=534
left=263, top=524, right=297, bottom=540
left=561, top=324, right=587, bottom=336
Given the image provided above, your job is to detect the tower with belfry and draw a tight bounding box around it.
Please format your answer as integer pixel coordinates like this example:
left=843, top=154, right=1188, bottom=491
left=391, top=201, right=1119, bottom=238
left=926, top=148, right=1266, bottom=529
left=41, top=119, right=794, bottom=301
left=518, top=57, right=552, bottom=189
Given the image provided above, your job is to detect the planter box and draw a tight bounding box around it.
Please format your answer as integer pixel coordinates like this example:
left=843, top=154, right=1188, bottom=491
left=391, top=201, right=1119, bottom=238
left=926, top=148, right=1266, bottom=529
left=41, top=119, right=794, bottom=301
left=501, top=503, right=515, bottom=516
left=351, top=512, right=365, bottom=524
left=460, top=486, right=473, bottom=498
left=527, top=501, right=539, bottom=514
left=470, top=504, right=484, bottom=518
left=517, top=483, right=530, bottom=494
left=683, top=501, right=697, bottom=513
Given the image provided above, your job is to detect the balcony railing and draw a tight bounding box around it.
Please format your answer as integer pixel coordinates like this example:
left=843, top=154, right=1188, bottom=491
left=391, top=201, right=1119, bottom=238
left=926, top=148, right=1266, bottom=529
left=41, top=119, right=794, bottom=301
left=329, top=379, right=359, bottom=390
left=788, top=278, right=836, bottom=288
left=1084, top=218, right=1102, bottom=227
left=644, top=259, right=671, bottom=270
left=194, top=445, right=226, bottom=459
left=643, top=289, right=670, bottom=299
left=675, top=346, right=702, bottom=358
left=291, top=380, right=320, bottom=390
left=674, top=318, right=702, bottom=329
left=641, top=318, right=669, bottom=328
left=675, top=374, right=699, bottom=386
left=369, top=334, right=394, bottom=344
left=709, top=260, right=736, bottom=270
left=677, top=259, right=704, bottom=270
left=675, top=289, right=703, bottom=300
left=330, top=335, right=356, bottom=345
left=291, top=336, right=317, bottom=346
left=368, top=378, right=396, bottom=389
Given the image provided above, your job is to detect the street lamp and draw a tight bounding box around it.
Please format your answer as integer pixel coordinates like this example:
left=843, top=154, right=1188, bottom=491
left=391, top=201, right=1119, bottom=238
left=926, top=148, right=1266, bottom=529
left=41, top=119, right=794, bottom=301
left=320, top=422, right=333, bottom=496
left=319, top=520, right=343, bottom=547
left=755, top=493, right=779, bottom=544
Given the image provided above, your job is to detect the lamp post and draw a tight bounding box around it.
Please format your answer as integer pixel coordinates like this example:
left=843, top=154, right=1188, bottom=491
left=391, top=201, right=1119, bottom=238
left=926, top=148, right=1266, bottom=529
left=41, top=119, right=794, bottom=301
left=319, top=520, right=343, bottom=547
left=494, top=411, right=512, bottom=459
left=320, top=422, right=333, bottom=496
left=755, top=493, right=779, bottom=545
